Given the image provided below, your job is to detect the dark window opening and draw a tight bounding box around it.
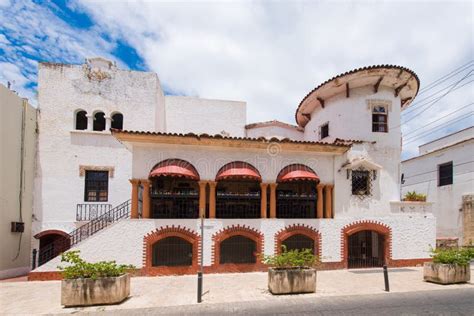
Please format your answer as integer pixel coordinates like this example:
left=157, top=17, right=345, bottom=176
left=372, top=106, right=388, bottom=133
left=151, top=178, right=199, bottom=218
left=93, top=112, right=106, bottom=131
left=84, top=171, right=109, bottom=202
left=75, top=110, right=87, bottom=130
left=320, top=123, right=329, bottom=139
left=351, top=170, right=371, bottom=196
left=220, top=235, right=256, bottom=264
left=216, top=180, right=260, bottom=218
left=111, top=113, right=123, bottom=130
left=276, top=181, right=316, bottom=218
left=438, top=162, right=453, bottom=186
left=152, top=236, right=193, bottom=266
left=282, top=234, right=315, bottom=254
left=348, top=230, right=385, bottom=268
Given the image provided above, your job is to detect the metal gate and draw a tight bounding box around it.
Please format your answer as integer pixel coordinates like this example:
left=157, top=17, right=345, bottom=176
left=348, top=230, right=385, bottom=268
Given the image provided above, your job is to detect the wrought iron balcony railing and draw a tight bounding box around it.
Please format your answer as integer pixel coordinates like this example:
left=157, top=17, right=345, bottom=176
left=76, top=203, right=112, bottom=221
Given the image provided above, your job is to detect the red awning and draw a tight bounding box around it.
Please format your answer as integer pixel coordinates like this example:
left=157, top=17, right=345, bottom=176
left=216, top=162, right=261, bottom=181
left=149, top=159, right=199, bottom=180
left=277, top=165, right=319, bottom=182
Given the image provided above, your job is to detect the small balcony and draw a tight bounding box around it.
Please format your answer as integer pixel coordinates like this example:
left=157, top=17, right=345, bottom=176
left=390, top=201, right=433, bottom=214
left=76, top=203, right=112, bottom=221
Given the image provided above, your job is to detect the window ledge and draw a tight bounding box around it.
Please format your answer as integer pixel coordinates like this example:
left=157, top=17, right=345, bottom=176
left=70, top=130, right=112, bottom=135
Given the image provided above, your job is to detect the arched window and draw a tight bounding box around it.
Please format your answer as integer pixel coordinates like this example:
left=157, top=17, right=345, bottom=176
left=111, top=112, right=123, bottom=130
left=93, top=111, right=106, bottom=131
left=282, top=234, right=315, bottom=254
left=75, top=110, right=87, bottom=130
left=220, top=235, right=256, bottom=264
left=152, top=236, right=193, bottom=266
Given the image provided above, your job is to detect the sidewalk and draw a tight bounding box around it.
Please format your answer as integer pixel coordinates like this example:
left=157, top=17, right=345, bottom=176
left=1, top=266, right=472, bottom=315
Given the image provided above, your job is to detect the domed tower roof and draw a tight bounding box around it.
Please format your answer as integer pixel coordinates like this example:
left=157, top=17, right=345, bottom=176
left=295, top=65, right=420, bottom=127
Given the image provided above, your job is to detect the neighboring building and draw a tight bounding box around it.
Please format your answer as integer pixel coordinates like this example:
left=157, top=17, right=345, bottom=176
left=30, top=60, right=436, bottom=279
left=402, top=127, right=474, bottom=246
left=0, top=84, right=37, bottom=279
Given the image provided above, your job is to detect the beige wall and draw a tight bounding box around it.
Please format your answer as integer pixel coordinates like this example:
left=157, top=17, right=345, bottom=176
left=0, top=84, right=36, bottom=279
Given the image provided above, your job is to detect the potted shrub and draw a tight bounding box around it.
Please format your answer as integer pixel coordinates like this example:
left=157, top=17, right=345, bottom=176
left=261, top=247, right=320, bottom=295
left=58, top=251, right=135, bottom=307
left=423, top=247, right=473, bottom=284
left=403, top=191, right=427, bottom=202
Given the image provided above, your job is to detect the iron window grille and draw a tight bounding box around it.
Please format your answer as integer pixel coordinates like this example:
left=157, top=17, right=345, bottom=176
left=320, top=123, right=329, bottom=139
left=84, top=170, right=109, bottom=202
left=216, top=181, right=261, bottom=218
left=220, top=235, right=257, bottom=264
left=152, top=236, right=193, bottom=266
left=438, top=161, right=453, bottom=186
left=150, top=179, right=199, bottom=218
left=351, top=169, right=372, bottom=198
left=282, top=234, right=315, bottom=254
left=372, top=105, right=388, bottom=133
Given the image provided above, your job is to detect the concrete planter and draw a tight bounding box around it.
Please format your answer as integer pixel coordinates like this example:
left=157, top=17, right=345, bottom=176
left=268, top=268, right=316, bottom=294
left=61, top=273, right=130, bottom=307
left=423, top=262, right=470, bottom=284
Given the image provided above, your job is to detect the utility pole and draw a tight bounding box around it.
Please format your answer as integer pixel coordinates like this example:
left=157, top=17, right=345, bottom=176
left=197, top=210, right=204, bottom=303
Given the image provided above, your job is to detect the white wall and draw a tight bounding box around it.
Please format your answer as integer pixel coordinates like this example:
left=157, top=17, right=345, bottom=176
left=246, top=125, right=304, bottom=140
left=0, top=85, right=36, bottom=278
left=165, top=96, right=246, bottom=137
left=33, top=59, right=164, bottom=235
left=34, top=215, right=435, bottom=272
left=402, top=139, right=474, bottom=239
left=419, top=127, right=474, bottom=154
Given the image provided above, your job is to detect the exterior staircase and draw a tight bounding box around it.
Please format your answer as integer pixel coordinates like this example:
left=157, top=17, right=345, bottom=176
left=37, top=200, right=131, bottom=266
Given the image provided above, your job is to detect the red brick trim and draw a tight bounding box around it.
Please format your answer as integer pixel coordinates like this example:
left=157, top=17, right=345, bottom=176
left=274, top=224, right=321, bottom=255
left=34, top=229, right=70, bottom=240
left=341, top=220, right=392, bottom=269
left=27, top=271, right=63, bottom=281
left=142, top=225, right=200, bottom=276
left=212, top=225, right=264, bottom=272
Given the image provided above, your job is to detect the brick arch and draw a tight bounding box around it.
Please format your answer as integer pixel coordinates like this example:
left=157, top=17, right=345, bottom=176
left=211, top=225, right=265, bottom=272
left=143, top=225, right=200, bottom=275
left=341, top=220, right=392, bottom=269
left=275, top=224, right=321, bottom=255
left=34, top=229, right=70, bottom=240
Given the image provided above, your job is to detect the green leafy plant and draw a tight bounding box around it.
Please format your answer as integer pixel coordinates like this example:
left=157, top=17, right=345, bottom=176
left=58, top=250, right=135, bottom=280
left=430, top=247, right=474, bottom=266
left=261, top=246, right=320, bottom=269
left=403, top=191, right=427, bottom=202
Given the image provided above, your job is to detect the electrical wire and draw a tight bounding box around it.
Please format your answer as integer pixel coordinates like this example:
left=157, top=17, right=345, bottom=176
left=417, top=61, right=473, bottom=96
left=403, top=160, right=474, bottom=179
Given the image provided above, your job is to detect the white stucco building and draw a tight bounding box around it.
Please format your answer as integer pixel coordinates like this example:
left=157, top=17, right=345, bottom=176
left=30, top=59, right=436, bottom=279
left=402, top=127, right=474, bottom=246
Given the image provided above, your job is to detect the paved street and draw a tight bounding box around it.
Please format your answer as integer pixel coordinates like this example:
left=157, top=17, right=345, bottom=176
left=95, top=288, right=474, bottom=315
left=1, top=266, right=473, bottom=315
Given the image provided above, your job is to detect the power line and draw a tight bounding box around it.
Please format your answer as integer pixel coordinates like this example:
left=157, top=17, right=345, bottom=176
left=417, top=61, right=473, bottom=95
left=403, top=114, right=473, bottom=145
left=402, top=102, right=473, bottom=137
left=404, top=111, right=474, bottom=141
left=403, top=175, right=473, bottom=188
left=395, top=70, right=473, bottom=128
left=403, top=75, right=473, bottom=116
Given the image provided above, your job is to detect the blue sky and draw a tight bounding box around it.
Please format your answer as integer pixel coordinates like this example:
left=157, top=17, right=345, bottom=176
left=0, top=0, right=472, bottom=159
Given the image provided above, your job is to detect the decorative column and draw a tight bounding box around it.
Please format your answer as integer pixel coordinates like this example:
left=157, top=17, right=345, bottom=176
left=129, top=179, right=140, bottom=219
left=316, top=183, right=324, bottom=219
left=86, top=115, right=94, bottom=131
left=324, top=184, right=333, bottom=219
left=209, top=181, right=217, bottom=219
left=260, top=183, right=268, bottom=218
left=141, top=179, right=151, bottom=219
left=269, top=183, right=278, bottom=218
left=198, top=181, right=208, bottom=218
left=105, top=116, right=112, bottom=131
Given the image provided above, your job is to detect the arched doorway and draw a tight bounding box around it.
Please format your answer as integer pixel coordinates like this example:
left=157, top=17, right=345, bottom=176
left=348, top=230, right=385, bottom=268
left=282, top=234, right=315, bottom=254
left=276, top=164, right=319, bottom=218
left=149, top=159, right=200, bottom=218
left=152, top=236, right=193, bottom=266
left=215, top=161, right=262, bottom=218
left=220, top=235, right=257, bottom=264
left=35, top=230, right=71, bottom=266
